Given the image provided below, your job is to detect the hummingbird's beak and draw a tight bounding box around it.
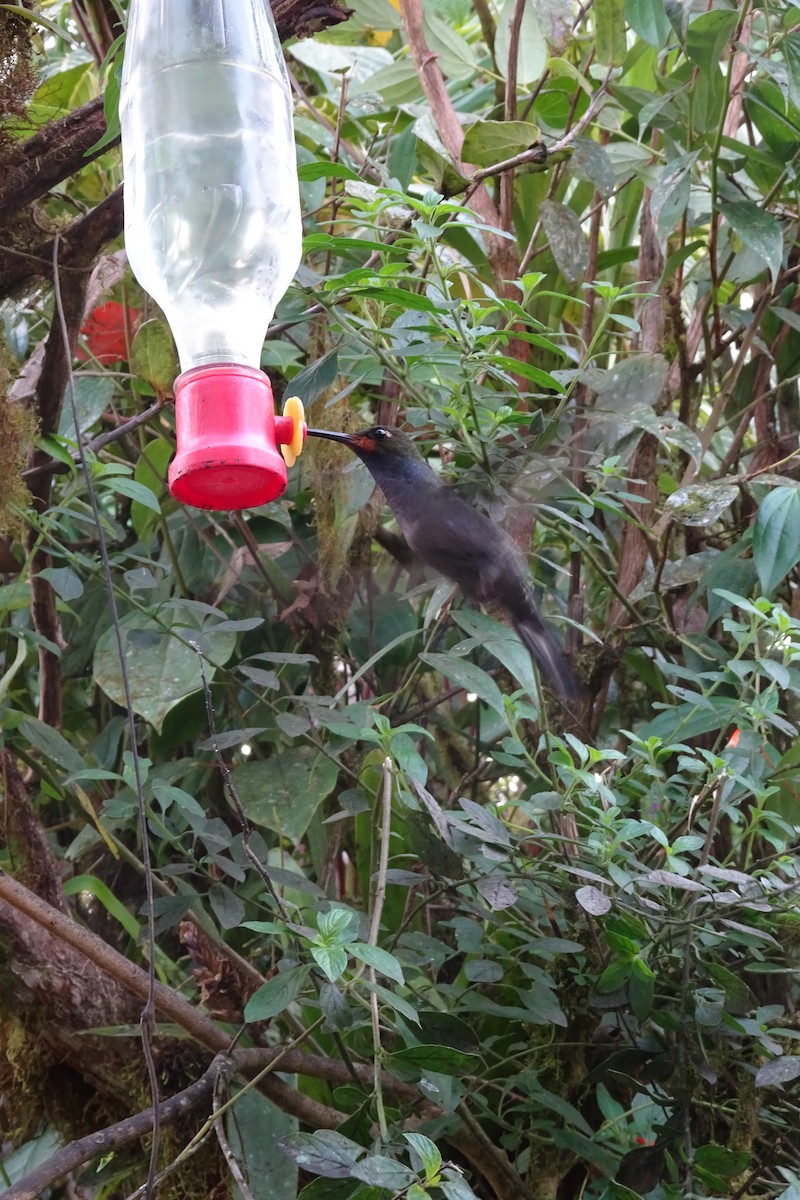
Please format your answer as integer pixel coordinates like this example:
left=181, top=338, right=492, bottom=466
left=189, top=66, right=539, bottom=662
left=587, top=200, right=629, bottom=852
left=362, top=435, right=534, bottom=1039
left=305, top=428, right=358, bottom=446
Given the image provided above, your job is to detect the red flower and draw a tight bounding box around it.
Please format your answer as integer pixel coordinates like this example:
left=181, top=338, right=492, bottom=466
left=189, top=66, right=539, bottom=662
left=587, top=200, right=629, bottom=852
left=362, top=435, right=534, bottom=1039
left=78, top=302, right=141, bottom=364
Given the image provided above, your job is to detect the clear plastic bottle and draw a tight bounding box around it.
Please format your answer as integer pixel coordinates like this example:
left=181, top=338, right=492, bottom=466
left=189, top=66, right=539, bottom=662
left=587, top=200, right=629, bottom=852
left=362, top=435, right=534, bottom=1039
left=120, top=0, right=303, bottom=509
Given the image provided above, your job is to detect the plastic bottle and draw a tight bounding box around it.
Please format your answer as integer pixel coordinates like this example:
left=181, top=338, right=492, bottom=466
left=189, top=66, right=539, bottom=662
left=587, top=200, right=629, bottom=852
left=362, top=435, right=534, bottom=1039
left=120, top=0, right=303, bottom=510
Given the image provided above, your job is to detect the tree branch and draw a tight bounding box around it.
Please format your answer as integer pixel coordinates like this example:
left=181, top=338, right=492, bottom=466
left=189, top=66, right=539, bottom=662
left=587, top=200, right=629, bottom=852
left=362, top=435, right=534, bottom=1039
left=3, top=1060, right=221, bottom=1200
left=0, top=869, right=346, bottom=1129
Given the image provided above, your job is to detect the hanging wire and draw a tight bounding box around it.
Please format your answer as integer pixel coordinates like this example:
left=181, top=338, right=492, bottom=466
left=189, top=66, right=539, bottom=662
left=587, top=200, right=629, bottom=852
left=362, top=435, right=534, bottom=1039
left=51, top=234, right=161, bottom=1200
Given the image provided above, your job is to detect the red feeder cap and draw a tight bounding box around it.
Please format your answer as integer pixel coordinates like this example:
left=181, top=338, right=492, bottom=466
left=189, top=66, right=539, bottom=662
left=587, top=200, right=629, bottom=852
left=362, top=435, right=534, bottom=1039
left=169, top=364, right=287, bottom=511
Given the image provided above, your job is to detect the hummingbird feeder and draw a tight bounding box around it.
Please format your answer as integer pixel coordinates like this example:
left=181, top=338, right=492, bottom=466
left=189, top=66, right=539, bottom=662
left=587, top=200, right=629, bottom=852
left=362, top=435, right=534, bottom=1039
left=119, top=0, right=306, bottom=511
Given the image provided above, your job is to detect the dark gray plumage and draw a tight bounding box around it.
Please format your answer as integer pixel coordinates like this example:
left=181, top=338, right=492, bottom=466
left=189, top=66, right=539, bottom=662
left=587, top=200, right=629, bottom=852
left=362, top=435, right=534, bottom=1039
left=307, top=424, right=578, bottom=701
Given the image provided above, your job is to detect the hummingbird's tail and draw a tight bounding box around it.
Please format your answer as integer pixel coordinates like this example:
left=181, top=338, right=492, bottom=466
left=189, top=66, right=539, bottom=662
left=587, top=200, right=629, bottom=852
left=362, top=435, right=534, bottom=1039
left=513, top=610, right=579, bottom=702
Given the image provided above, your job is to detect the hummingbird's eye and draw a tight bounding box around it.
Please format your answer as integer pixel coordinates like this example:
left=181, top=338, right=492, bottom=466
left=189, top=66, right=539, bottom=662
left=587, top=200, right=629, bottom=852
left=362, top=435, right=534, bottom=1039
left=374, top=427, right=390, bottom=439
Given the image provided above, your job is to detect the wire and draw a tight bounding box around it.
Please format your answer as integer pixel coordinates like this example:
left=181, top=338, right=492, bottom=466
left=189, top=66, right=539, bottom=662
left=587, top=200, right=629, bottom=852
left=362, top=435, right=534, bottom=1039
left=51, top=234, right=161, bottom=1200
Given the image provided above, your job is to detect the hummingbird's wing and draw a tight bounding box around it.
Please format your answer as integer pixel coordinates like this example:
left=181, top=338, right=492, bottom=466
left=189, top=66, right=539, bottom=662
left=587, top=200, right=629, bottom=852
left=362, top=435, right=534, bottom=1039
left=401, top=491, right=515, bottom=598
left=398, top=485, right=578, bottom=699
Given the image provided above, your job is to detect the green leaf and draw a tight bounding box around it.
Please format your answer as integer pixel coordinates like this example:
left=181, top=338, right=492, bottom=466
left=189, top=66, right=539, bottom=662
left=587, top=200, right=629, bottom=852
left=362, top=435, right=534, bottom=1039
left=495, top=0, right=546, bottom=84
left=624, top=0, right=671, bottom=47
left=350, top=1157, right=416, bottom=1190
left=461, top=120, right=541, bottom=169
left=226, top=1089, right=298, bottom=1200
left=58, top=375, right=115, bottom=437
left=235, top=749, right=339, bottom=843
left=413, top=114, right=469, bottom=195
left=420, top=652, right=506, bottom=717
left=694, top=1145, right=751, bottom=1179
left=208, top=882, right=244, bottom=930
left=594, top=0, right=626, bottom=66
left=130, top=319, right=178, bottom=395
left=297, top=1181, right=363, bottom=1200
left=280, top=1131, right=363, bottom=1180
left=93, top=605, right=236, bottom=732
left=664, top=482, right=738, bottom=528
left=37, top=566, right=83, bottom=602
left=132, top=437, right=173, bottom=538
left=297, top=161, right=361, bottom=183
left=720, top=200, right=783, bottom=285
left=755, top=1057, right=800, bottom=1088
left=783, top=33, right=800, bottom=112
left=422, top=11, right=476, bottom=81
left=404, top=1132, right=442, bottom=1181
left=86, top=58, right=121, bottom=155
left=103, top=475, right=161, bottom=514
left=596, top=959, right=632, bottom=993
left=629, top=964, right=655, bottom=1020
left=685, top=9, right=738, bottom=74
left=348, top=943, right=405, bottom=983
left=312, top=944, right=349, bottom=982
left=389, top=1043, right=481, bottom=1079
left=707, top=962, right=754, bottom=1016
left=318, top=909, right=357, bottom=943
left=17, top=714, right=86, bottom=776
left=244, top=965, right=312, bottom=1022
left=289, top=349, right=340, bottom=406
left=753, top=487, right=800, bottom=594
left=538, top=200, right=589, bottom=283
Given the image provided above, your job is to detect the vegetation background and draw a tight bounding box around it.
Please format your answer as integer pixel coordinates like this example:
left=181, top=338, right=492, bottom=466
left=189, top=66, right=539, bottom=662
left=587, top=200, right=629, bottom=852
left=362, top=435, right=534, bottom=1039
left=1, top=1, right=800, bottom=1198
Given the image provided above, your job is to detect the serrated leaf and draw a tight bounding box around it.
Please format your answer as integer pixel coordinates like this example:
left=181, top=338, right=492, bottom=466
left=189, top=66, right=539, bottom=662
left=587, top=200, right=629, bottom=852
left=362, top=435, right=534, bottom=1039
left=753, top=486, right=800, bottom=594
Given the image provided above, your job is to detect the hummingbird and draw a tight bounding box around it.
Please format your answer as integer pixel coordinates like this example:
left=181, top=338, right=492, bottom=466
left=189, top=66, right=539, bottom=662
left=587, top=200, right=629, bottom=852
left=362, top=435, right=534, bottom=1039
left=306, top=424, right=578, bottom=701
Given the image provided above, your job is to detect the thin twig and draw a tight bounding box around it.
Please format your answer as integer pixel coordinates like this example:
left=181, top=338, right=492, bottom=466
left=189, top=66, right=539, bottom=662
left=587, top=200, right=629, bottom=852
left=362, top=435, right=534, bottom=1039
left=21, top=397, right=167, bottom=481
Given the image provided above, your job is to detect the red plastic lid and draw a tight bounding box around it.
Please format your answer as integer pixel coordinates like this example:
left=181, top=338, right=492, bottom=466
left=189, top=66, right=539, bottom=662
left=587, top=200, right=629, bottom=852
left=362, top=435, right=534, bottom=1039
left=169, top=364, right=287, bottom=510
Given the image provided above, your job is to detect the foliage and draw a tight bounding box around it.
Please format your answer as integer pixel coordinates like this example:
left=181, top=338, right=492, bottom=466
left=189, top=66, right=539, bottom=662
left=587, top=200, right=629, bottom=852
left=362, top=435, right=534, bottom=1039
left=2, top=1, right=800, bottom=1199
